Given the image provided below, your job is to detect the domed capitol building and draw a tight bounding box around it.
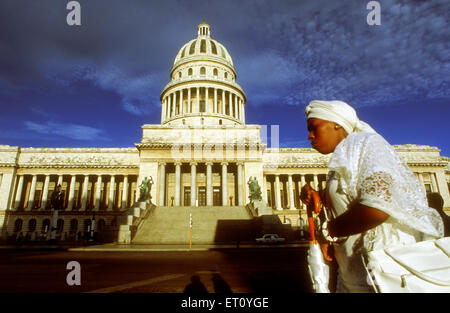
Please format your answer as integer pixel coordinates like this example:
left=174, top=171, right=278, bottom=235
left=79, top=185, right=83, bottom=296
left=0, top=23, right=449, bottom=244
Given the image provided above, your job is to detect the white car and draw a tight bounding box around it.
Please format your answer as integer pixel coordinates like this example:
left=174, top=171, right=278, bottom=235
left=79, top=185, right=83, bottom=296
left=255, top=234, right=286, bottom=244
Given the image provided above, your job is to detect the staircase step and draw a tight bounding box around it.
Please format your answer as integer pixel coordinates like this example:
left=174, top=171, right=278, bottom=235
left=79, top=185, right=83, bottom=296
left=132, top=206, right=257, bottom=244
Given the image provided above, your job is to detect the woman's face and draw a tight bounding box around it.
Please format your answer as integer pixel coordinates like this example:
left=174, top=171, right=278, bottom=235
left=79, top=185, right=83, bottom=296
left=307, top=118, right=347, bottom=154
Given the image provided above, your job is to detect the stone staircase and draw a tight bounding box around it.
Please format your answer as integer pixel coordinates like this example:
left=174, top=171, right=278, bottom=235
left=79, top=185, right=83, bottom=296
left=131, top=206, right=258, bottom=244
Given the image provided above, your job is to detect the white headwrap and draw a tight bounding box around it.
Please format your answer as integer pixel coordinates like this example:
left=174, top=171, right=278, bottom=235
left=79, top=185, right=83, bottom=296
left=305, top=100, right=376, bottom=134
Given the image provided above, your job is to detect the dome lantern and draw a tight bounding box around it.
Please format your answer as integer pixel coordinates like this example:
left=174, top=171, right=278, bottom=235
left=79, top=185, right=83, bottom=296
left=198, top=22, right=211, bottom=37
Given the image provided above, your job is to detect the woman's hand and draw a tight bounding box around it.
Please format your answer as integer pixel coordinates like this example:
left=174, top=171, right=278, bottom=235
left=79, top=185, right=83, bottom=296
left=300, top=183, right=322, bottom=214
left=320, top=242, right=334, bottom=262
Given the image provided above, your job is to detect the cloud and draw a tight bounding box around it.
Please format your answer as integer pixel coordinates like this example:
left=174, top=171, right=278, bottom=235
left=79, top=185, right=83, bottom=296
left=0, top=0, right=448, bottom=114
left=229, top=0, right=450, bottom=108
left=24, top=121, right=109, bottom=141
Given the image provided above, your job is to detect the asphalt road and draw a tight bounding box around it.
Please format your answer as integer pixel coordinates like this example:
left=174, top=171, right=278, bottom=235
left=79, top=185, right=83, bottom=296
left=0, top=247, right=315, bottom=294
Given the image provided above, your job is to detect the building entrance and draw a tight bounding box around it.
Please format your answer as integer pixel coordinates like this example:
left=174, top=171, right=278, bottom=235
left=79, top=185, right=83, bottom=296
left=184, top=186, right=191, bottom=206
left=198, top=187, right=206, bottom=206
left=213, top=187, right=221, bottom=206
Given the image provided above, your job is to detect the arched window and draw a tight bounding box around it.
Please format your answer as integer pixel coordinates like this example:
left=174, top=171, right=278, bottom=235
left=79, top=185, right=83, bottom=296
left=57, top=219, right=64, bottom=233
left=200, top=67, right=206, bottom=75
left=70, top=219, right=78, bottom=232
left=28, top=219, right=37, bottom=232
left=14, top=219, right=23, bottom=233
left=224, top=72, right=228, bottom=79
left=178, top=72, right=182, bottom=78
left=213, top=68, right=218, bottom=77
left=42, top=219, right=51, bottom=233
left=219, top=119, right=222, bottom=125
left=188, top=68, right=193, bottom=76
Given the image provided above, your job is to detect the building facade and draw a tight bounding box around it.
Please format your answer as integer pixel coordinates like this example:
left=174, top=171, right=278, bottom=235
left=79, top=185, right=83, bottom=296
left=1, top=23, right=449, bottom=242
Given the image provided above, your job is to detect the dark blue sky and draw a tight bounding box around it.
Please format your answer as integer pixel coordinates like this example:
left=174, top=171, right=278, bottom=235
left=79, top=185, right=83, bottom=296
left=0, top=0, right=449, bottom=156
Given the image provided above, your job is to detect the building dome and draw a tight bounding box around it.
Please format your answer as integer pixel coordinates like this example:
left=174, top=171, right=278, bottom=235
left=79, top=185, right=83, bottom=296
left=160, top=22, right=246, bottom=127
left=173, top=23, right=234, bottom=70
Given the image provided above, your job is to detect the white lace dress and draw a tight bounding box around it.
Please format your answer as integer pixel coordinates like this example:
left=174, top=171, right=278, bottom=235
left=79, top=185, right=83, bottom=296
left=324, top=132, right=444, bottom=292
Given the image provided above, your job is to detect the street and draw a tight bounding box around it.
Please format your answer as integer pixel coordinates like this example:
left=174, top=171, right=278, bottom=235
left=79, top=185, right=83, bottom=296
left=0, top=246, right=313, bottom=293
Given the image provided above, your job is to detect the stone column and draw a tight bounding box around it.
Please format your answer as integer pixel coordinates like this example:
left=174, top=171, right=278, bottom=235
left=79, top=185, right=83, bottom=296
left=180, top=89, right=184, bottom=115
left=241, top=100, right=246, bottom=123
left=108, top=175, right=115, bottom=211
left=26, top=174, right=37, bottom=211
left=313, top=174, right=319, bottom=190
left=434, top=170, right=450, bottom=207
left=206, top=162, right=213, bottom=206
left=80, top=175, right=89, bottom=211
left=41, top=175, right=50, bottom=210
left=418, top=172, right=425, bottom=193
left=159, top=163, right=166, bottom=206
left=239, top=99, right=243, bottom=122
left=168, top=93, right=173, bottom=117
left=222, top=90, right=226, bottom=115
left=237, top=163, right=243, bottom=206
left=300, top=175, right=306, bottom=210
left=288, top=174, right=296, bottom=210
left=165, top=97, right=169, bottom=120
left=190, top=162, right=197, bottom=206
left=229, top=92, right=233, bottom=117
left=161, top=98, right=165, bottom=123
left=175, top=162, right=181, bottom=206
left=173, top=91, right=177, bottom=116
left=262, top=174, right=268, bottom=203
left=14, top=175, right=24, bottom=210
left=122, top=175, right=128, bottom=209
left=196, top=87, right=200, bottom=113
left=221, top=162, right=228, bottom=206
left=205, top=87, right=209, bottom=113
left=188, top=88, right=192, bottom=113
left=275, top=175, right=282, bottom=210
left=57, top=175, right=63, bottom=187
left=94, top=175, right=102, bottom=211
left=233, top=94, right=238, bottom=119
left=214, top=88, right=218, bottom=113
left=166, top=97, right=170, bottom=119
left=67, top=175, right=77, bottom=211
left=431, top=172, right=439, bottom=193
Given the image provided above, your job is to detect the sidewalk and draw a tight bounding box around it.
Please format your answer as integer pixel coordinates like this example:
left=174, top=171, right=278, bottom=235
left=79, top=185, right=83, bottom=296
left=68, top=242, right=309, bottom=252
left=0, top=241, right=309, bottom=252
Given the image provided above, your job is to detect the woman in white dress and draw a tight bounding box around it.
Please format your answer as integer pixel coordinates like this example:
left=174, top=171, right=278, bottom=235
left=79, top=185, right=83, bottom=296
left=301, top=100, right=444, bottom=292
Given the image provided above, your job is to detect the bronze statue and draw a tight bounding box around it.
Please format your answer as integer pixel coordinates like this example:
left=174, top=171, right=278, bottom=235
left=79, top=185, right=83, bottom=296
left=50, top=184, right=64, bottom=211
left=138, top=176, right=153, bottom=202
left=247, top=176, right=262, bottom=202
